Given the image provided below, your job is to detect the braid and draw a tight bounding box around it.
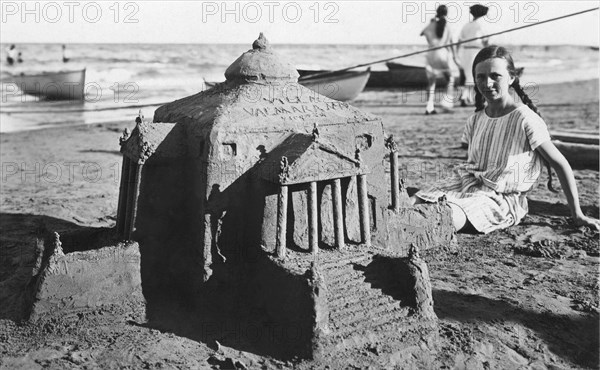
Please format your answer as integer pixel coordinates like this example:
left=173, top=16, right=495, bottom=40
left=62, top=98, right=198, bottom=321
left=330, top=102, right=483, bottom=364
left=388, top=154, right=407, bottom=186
left=474, top=88, right=486, bottom=112
left=435, top=5, right=448, bottom=38
left=436, top=17, right=447, bottom=38
left=511, top=77, right=541, bottom=117
left=511, top=78, right=559, bottom=193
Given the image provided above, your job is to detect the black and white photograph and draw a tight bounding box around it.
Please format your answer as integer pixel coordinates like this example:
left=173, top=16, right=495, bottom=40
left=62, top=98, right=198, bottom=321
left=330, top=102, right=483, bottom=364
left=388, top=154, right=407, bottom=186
left=1, top=1, right=599, bottom=368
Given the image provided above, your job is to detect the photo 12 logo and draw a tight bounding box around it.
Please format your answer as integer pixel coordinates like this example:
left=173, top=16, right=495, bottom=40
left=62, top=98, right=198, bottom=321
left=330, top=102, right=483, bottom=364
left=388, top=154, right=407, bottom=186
left=2, top=81, right=140, bottom=103
left=201, top=1, right=340, bottom=23
left=400, top=2, right=540, bottom=24
left=1, top=161, right=122, bottom=185
left=1, top=1, right=140, bottom=24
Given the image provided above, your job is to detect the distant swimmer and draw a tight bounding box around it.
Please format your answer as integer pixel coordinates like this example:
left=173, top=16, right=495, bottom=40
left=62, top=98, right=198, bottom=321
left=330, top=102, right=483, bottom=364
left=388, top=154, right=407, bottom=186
left=17, top=52, right=23, bottom=63
left=458, top=4, right=490, bottom=106
left=6, top=44, right=17, bottom=65
left=420, top=5, right=460, bottom=115
left=62, top=44, right=70, bottom=63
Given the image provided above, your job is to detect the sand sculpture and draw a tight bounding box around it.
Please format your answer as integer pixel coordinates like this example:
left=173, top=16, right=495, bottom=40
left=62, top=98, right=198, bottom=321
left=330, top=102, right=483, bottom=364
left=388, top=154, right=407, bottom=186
left=116, top=33, right=455, bottom=356
left=29, top=34, right=455, bottom=359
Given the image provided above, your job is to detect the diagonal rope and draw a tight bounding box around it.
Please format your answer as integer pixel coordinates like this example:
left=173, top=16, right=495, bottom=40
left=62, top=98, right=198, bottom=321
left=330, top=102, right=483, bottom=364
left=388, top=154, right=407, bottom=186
left=300, top=7, right=599, bottom=80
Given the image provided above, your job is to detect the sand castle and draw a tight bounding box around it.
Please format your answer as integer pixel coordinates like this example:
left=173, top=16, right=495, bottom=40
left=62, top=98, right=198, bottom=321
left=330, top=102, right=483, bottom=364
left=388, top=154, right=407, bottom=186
left=30, top=34, right=455, bottom=359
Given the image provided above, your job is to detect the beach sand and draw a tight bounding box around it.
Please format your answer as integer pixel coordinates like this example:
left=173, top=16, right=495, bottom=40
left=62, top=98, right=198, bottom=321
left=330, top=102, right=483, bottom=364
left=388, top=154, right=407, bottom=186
left=1, top=79, right=598, bottom=369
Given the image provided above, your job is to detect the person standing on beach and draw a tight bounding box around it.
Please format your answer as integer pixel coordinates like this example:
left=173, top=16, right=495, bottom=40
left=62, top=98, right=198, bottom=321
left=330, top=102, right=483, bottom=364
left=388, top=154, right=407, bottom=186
left=5, top=44, right=17, bottom=65
left=457, top=4, right=490, bottom=106
left=420, top=5, right=461, bottom=115
left=62, top=45, right=70, bottom=63
left=412, top=45, right=600, bottom=233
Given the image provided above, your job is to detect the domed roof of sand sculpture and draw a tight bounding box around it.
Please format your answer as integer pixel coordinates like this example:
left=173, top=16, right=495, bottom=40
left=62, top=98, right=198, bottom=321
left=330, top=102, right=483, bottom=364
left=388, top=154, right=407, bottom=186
left=225, top=33, right=299, bottom=82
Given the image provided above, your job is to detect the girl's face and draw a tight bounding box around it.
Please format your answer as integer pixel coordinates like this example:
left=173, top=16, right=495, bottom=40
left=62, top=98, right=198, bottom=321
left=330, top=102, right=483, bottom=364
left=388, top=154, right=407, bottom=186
left=474, top=58, right=515, bottom=104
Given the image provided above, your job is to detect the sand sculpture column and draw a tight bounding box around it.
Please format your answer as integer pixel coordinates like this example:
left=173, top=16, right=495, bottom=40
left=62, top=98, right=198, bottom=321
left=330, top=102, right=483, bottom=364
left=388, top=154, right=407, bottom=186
left=203, top=213, right=213, bottom=281
left=276, top=185, right=288, bottom=259
left=357, top=174, right=371, bottom=247
left=116, top=156, right=131, bottom=238
left=386, top=136, right=400, bottom=212
left=116, top=128, right=131, bottom=239
left=276, top=157, right=289, bottom=259
left=332, top=178, right=345, bottom=250
left=308, top=181, right=318, bottom=255
left=116, top=122, right=143, bottom=240
left=124, top=162, right=143, bottom=239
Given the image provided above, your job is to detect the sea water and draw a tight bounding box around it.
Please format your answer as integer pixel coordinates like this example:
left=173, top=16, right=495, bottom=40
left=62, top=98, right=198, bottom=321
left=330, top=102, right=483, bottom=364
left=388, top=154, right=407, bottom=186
left=0, top=43, right=597, bottom=133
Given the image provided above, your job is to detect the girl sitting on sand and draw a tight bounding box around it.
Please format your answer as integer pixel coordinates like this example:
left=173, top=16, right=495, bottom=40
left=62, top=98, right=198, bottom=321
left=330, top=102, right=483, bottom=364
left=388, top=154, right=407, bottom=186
left=412, top=45, right=600, bottom=233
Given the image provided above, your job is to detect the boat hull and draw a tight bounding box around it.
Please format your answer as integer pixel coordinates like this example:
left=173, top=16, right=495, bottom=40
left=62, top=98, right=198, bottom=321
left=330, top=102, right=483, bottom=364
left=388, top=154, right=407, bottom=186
left=300, top=65, right=452, bottom=90
left=368, top=62, right=523, bottom=89
left=208, top=70, right=370, bottom=102
left=298, top=70, right=370, bottom=101
left=12, top=69, right=86, bottom=100
left=371, top=62, right=452, bottom=89
left=553, top=141, right=599, bottom=170
left=550, top=130, right=599, bottom=170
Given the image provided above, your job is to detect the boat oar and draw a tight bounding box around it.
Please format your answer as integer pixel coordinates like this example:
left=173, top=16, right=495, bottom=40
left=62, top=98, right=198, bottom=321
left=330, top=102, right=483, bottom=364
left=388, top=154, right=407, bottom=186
left=301, top=7, right=599, bottom=80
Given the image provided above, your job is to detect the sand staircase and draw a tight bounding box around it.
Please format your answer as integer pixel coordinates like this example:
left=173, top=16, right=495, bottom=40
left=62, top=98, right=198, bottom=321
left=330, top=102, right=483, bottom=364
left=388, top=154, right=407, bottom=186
left=317, top=248, right=437, bottom=352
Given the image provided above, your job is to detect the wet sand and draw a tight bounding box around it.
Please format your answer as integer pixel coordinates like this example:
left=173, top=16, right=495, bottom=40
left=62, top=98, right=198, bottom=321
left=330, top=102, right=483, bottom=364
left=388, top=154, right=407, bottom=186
left=0, top=79, right=598, bottom=369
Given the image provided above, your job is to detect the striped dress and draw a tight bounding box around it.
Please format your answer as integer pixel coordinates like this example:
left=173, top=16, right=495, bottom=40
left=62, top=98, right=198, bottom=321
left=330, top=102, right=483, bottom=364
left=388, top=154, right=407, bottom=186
left=416, top=105, right=551, bottom=233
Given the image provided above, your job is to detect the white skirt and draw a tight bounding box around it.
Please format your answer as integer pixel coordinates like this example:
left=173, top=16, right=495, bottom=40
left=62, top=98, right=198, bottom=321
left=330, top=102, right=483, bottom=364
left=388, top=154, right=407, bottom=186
left=458, top=48, right=480, bottom=85
left=425, top=48, right=460, bottom=79
left=416, top=178, right=528, bottom=234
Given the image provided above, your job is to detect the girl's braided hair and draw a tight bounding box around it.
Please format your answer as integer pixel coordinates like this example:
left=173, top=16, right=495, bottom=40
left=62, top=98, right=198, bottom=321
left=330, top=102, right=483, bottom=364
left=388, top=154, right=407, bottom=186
left=472, top=45, right=558, bottom=192
left=435, top=5, right=448, bottom=38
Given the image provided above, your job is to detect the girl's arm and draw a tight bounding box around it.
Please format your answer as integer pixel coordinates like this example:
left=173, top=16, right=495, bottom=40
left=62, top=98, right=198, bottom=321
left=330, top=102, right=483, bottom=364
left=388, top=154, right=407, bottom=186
left=535, top=141, right=600, bottom=230
left=420, top=21, right=430, bottom=37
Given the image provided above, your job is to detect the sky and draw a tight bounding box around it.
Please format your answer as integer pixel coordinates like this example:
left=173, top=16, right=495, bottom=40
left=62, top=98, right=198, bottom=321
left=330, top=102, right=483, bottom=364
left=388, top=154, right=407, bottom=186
left=0, top=1, right=599, bottom=45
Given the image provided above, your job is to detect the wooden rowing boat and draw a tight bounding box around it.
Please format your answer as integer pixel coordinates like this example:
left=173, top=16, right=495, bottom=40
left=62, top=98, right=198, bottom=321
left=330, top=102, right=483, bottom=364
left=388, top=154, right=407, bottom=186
left=381, top=62, right=447, bottom=88
left=361, top=62, right=455, bottom=89
left=551, top=130, right=599, bottom=170
left=297, top=69, right=370, bottom=101
left=366, top=62, right=524, bottom=89
left=550, top=130, right=599, bottom=146
left=553, top=141, right=598, bottom=170
left=11, top=69, right=86, bottom=100
left=302, top=63, right=452, bottom=90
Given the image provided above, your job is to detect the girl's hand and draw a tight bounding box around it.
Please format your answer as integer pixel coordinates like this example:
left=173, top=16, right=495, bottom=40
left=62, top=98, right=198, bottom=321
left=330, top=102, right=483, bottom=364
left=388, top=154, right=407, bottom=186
left=573, top=214, right=600, bottom=231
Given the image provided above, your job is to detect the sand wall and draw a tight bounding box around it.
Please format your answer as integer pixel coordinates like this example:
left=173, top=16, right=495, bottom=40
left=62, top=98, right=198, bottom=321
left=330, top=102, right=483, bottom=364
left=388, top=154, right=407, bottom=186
left=28, top=231, right=143, bottom=322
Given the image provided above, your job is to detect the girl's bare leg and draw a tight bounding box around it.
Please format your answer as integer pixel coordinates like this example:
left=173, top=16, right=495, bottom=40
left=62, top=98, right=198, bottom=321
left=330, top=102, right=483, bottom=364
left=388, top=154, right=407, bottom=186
left=412, top=195, right=468, bottom=232
left=411, top=195, right=424, bottom=205
left=449, top=203, right=468, bottom=231
left=441, top=75, right=455, bottom=111
left=425, top=73, right=436, bottom=114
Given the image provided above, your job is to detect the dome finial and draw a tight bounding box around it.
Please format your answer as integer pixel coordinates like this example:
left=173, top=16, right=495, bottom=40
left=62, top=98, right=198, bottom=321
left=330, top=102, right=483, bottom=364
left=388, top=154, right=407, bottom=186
left=224, top=33, right=298, bottom=82
left=252, top=32, right=269, bottom=50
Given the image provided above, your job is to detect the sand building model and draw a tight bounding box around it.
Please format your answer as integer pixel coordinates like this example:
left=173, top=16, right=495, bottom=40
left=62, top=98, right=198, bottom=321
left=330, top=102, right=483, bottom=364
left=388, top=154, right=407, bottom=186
left=116, top=34, right=454, bottom=357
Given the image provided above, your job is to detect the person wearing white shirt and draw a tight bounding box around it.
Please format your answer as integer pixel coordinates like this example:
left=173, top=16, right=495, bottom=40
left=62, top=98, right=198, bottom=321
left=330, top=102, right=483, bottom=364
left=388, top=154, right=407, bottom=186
left=458, top=4, right=490, bottom=106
